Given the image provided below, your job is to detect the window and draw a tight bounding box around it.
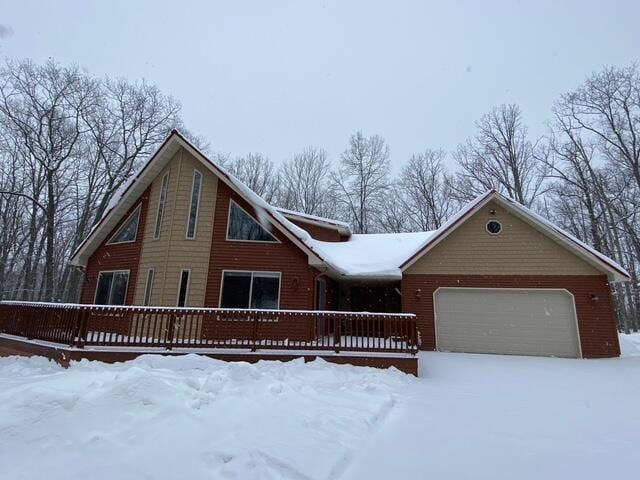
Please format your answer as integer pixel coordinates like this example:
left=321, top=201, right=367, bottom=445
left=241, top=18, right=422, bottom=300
left=486, top=220, right=502, bottom=235
left=94, top=271, right=129, bottom=305
left=186, top=170, right=202, bottom=239
left=107, top=205, right=141, bottom=244
left=143, top=268, right=154, bottom=306
left=154, top=172, right=170, bottom=239
left=220, top=271, right=280, bottom=309
left=226, top=201, right=277, bottom=242
left=177, top=269, right=190, bottom=307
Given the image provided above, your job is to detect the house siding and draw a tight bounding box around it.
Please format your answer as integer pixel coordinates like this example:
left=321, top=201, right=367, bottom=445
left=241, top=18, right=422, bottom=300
left=287, top=218, right=343, bottom=242
left=134, top=148, right=217, bottom=307
left=402, top=274, right=619, bottom=358
left=80, top=187, right=150, bottom=305
left=406, top=200, right=601, bottom=276
left=204, top=182, right=318, bottom=310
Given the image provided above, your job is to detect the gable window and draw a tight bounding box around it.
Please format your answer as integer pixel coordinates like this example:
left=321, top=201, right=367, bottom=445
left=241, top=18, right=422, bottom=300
left=220, top=271, right=280, bottom=309
left=143, top=268, right=154, bottom=306
left=177, top=269, right=190, bottom=307
left=107, top=205, right=141, bottom=244
left=94, top=271, right=129, bottom=305
left=186, top=170, right=203, bottom=239
left=154, top=172, right=170, bottom=240
left=486, top=220, right=502, bottom=235
left=226, top=200, right=278, bottom=242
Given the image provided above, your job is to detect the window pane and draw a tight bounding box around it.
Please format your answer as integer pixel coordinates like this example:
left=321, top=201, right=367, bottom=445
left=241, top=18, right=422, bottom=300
left=251, top=274, right=280, bottom=309
left=109, top=207, right=140, bottom=244
left=177, top=270, right=190, bottom=307
left=95, top=272, right=113, bottom=305
left=220, top=272, right=251, bottom=308
left=227, top=202, right=277, bottom=242
left=187, top=171, right=202, bottom=238
left=110, top=272, right=129, bottom=305
left=143, top=269, right=154, bottom=306
left=154, top=173, right=169, bottom=239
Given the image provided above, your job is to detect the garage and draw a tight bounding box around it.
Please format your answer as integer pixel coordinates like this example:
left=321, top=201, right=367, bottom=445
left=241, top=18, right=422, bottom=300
left=434, top=288, right=581, bottom=358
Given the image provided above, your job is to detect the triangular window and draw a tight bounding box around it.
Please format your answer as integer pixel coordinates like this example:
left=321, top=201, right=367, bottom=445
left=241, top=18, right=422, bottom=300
left=108, top=205, right=141, bottom=244
left=227, top=201, right=278, bottom=242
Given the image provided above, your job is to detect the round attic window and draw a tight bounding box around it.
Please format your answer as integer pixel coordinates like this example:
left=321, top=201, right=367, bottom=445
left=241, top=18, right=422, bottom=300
left=486, top=220, right=502, bottom=235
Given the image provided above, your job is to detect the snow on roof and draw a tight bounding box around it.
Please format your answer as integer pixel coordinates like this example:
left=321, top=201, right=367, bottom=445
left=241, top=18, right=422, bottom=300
left=275, top=207, right=351, bottom=231
left=310, top=232, right=436, bottom=279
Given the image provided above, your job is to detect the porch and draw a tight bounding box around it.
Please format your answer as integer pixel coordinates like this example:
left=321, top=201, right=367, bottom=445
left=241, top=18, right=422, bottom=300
left=0, top=302, right=419, bottom=374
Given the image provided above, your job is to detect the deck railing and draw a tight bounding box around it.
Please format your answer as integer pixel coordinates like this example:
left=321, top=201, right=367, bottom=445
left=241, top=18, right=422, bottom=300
left=0, top=302, right=418, bottom=355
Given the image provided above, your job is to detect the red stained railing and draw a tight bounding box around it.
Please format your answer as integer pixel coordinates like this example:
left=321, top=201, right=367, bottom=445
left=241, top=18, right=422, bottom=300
left=0, top=302, right=418, bottom=355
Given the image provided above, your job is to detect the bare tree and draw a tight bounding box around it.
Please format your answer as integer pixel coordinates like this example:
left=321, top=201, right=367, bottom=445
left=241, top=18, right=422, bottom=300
left=453, top=104, right=549, bottom=206
left=222, top=153, right=280, bottom=203
left=331, top=132, right=390, bottom=233
left=279, top=146, right=331, bottom=216
left=399, top=149, right=457, bottom=231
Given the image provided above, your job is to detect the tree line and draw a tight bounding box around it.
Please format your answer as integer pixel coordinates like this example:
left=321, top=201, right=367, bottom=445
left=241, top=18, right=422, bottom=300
left=0, top=58, right=637, bottom=331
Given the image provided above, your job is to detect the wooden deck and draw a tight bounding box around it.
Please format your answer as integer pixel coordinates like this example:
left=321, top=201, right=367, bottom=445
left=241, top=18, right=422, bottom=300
left=0, top=302, right=419, bottom=374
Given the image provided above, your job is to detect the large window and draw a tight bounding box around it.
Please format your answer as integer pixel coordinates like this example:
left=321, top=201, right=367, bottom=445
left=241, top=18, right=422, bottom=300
left=154, top=172, right=170, bottom=240
left=94, top=271, right=129, bottom=305
left=186, top=170, right=202, bottom=239
left=107, top=205, right=141, bottom=244
left=226, top=201, right=278, bottom=242
left=220, top=271, right=280, bottom=309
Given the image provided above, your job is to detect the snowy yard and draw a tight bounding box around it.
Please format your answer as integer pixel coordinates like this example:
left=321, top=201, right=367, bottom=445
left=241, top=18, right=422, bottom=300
left=1, top=335, right=639, bottom=480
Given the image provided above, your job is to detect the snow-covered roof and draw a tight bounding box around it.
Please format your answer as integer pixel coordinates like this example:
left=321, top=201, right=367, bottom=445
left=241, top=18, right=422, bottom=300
left=309, top=232, right=435, bottom=279
left=71, top=130, right=630, bottom=283
left=275, top=207, right=351, bottom=235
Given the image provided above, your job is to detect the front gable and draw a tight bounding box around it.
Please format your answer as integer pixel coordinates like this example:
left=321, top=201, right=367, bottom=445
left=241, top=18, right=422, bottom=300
left=405, top=199, right=601, bottom=276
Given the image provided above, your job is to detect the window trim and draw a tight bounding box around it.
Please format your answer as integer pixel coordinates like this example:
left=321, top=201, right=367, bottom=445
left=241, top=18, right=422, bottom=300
left=186, top=169, right=203, bottom=240
left=225, top=199, right=280, bottom=244
left=106, top=204, right=141, bottom=245
left=154, top=172, right=170, bottom=240
left=176, top=268, right=191, bottom=307
left=93, top=269, right=130, bottom=305
left=218, top=269, right=282, bottom=309
left=143, top=268, right=155, bottom=306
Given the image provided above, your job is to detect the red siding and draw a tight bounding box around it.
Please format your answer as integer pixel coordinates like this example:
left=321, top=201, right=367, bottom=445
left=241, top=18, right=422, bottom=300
left=402, top=274, right=620, bottom=358
left=80, top=188, right=150, bottom=305
left=204, top=182, right=318, bottom=310
left=287, top=218, right=343, bottom=242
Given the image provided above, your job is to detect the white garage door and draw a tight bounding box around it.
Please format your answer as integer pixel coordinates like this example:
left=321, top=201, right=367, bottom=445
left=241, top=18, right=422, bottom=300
left=435, top=288, right=581, bottom=358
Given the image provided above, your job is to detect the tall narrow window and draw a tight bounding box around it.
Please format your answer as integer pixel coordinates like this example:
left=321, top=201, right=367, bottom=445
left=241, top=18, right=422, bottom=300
left=154, top=172, right=170, bottom=240
left=94, top=271, right=129, bottom=305
left=143, top=268, right=155, bottom=306
left=226, top=201, right=278, bottom=242
left=186, top=170, right=202, bottom=239
left=220, top=271, right=280, bottom=309
left=177, top=269, right=190, bottom=307
left=107, top=205, right=141, bottom=244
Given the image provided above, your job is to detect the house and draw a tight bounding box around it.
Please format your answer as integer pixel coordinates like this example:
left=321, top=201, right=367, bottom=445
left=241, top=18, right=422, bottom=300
left=69, top=130, right=630, bottom=359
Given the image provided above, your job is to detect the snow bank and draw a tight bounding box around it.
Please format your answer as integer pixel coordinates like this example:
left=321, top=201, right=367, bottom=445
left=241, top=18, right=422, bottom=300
left=0, top=355, right=410, bottom=480
left=620, top=332, right=640, bottom=356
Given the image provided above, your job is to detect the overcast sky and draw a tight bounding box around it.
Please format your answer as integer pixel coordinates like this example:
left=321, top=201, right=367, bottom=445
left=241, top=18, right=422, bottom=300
left=1, top=0, right=639, bottom=169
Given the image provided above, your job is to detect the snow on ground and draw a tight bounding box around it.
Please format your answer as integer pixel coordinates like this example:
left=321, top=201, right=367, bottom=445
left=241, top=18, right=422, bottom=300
left=620, top=332, right=640, bottom=356
left=0, top=355, right=410, bottom=480
left=2, top=336, right=640, bottom=480
left=343, top=341, right=640, bottom=480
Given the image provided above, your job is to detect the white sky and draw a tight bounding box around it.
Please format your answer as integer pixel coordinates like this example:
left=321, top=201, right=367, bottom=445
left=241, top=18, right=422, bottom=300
left=1, top=0, right=639, bottom=169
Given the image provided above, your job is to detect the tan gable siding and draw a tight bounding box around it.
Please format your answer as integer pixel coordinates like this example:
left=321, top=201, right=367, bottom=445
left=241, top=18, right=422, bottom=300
left=406, top=200, right=600, bottom=275
left=134, top=148, right=217, bottom=306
